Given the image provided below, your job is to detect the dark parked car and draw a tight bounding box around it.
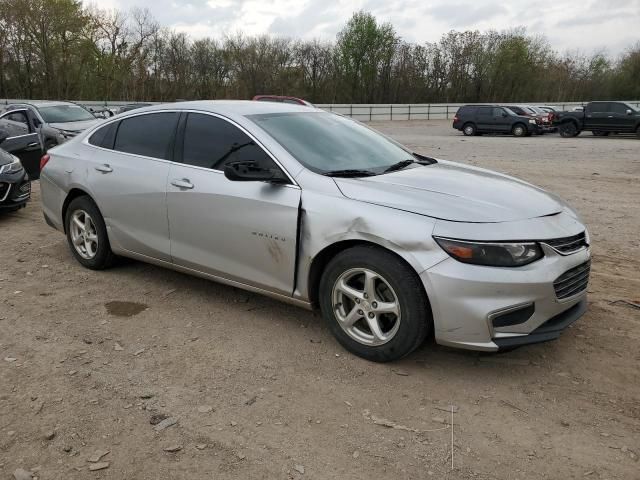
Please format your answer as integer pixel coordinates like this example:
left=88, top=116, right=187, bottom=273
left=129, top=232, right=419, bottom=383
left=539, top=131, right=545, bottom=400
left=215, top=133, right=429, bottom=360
left=0, top=109, right=47, bottom=179
left=1, top=101, right=103, bottom=152
left=252, top=95, right=313, bottom=106
left=554, top=101, right=640, bottom=137
left=453, top=105, right=539, bottom=137
left=0, top=130, right=31, bottom=212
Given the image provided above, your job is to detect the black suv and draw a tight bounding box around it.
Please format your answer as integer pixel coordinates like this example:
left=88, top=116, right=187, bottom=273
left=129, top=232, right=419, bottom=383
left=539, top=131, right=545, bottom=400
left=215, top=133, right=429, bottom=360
left=453, top=105, right=539, bottom=137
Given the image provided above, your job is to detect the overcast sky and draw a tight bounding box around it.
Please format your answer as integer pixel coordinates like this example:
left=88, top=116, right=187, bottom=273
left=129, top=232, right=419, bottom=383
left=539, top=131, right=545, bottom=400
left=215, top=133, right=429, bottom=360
left=88, top=0, right=640, bottom=56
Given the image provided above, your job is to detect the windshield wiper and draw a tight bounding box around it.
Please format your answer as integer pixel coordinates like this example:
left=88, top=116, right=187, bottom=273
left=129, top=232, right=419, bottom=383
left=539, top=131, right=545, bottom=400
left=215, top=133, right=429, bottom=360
left=322, top=169, right=377, bottom=178
left=383, top=159, right=415, bottom=173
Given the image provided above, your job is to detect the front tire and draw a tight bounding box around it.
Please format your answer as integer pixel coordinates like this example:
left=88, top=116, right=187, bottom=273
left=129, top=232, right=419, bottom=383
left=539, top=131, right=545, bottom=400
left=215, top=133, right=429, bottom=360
left=319, top=245, right=431, bottom=362
left=65, top=196, right=115, bottom=270
left=559, top=122, right=580, bottom=137
left=512, top=123, right=526, bottom=137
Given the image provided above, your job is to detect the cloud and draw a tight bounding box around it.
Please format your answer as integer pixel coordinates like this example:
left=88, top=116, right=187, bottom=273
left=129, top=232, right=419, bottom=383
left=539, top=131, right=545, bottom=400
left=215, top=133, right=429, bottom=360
left=84, top=0, right=640, bottom=53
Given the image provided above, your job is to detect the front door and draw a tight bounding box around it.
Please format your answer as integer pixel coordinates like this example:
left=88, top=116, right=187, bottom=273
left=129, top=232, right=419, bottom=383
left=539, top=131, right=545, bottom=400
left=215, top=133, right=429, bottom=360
left=608, top=103, right=635, bottom=133
left=492, top=107, right=511, bottom=132
left=0, top=109, right=43, bottom=178
left=167, top=112, right=301, bottom=295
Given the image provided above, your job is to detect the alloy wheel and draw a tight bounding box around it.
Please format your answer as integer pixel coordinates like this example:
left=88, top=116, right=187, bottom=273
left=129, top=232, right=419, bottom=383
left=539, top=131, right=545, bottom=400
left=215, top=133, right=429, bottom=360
left=69, top=209, right=99, bottom=259
left=331, top=268, right=401, bottom=346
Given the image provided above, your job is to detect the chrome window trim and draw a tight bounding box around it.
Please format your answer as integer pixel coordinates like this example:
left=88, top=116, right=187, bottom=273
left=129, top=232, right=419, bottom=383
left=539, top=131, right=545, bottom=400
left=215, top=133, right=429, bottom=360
left=81, top=109, right=300, bottom=188
left=0, top=132, right=35, bottom=141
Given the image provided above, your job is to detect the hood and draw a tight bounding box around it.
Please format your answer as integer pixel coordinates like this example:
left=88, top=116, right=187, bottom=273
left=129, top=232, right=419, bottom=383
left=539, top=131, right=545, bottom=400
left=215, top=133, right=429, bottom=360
left=333, top=160, right=564, bottom=223
left=49, top=119, right=103, bottom=132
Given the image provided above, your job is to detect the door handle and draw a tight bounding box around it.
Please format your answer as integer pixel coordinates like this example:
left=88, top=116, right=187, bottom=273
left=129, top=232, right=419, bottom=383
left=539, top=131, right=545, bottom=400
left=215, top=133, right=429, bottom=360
left=171, top=178, right=194, bottom=189
left=95, top=164, right=113, bottom=173
left=27, top=142, right=39, bottom=148
left=607, top=115, right=613, bottom=118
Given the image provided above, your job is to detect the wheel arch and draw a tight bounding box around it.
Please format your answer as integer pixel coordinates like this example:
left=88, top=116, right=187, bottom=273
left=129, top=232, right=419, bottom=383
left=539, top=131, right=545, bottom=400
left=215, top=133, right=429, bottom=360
left=61, top=188, right=94, bottom=233
left=306, top=239, right=431, bottom=312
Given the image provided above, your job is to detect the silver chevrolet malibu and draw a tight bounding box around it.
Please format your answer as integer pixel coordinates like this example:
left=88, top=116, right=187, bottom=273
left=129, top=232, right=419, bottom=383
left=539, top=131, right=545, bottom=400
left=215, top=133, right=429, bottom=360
left=40, top=101, right=590, bottom=362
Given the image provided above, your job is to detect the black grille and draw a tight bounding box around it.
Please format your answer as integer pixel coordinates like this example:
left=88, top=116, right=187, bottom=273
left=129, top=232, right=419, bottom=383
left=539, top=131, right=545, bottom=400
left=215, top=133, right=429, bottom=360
left=554, top=260, right=590, bottom=299
left=0, top=182, right=9, bottom=200
left=543, top=232, right=588, bottom=254
left=18, top=182, right=30, bottom=194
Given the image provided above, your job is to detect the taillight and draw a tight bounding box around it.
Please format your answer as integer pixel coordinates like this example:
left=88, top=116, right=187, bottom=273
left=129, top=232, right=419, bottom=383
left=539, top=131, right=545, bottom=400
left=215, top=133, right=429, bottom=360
left=454, top=115, right=459, bottom=122
left=40, top=154, right=50, bottom=171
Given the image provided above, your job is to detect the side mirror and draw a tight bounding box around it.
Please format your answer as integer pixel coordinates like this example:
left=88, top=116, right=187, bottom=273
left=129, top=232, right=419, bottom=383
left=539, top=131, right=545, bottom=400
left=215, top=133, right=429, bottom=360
left=0, top=130, right=8, bottom=145
left=626, top=109, right=633, bottom=115
left=224, top=160, right=288, bottom=184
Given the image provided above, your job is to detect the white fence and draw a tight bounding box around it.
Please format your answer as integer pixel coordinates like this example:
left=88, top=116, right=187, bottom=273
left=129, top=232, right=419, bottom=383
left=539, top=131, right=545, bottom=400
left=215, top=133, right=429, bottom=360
left=3, top=99, right=640, bottom=121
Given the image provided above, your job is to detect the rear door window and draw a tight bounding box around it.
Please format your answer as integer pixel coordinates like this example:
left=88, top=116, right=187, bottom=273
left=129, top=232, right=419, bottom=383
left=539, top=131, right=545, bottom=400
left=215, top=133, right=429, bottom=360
left=181, top=113, right=278, bottom=171
left=113, top=113, right=179, bottom=159
left=477, top=107, right=492, bottom=116
left=586, top=103, right=609, bottom=113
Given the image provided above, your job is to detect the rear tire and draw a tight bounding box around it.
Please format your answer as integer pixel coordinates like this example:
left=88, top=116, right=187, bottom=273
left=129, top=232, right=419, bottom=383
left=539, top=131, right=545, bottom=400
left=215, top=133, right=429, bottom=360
left=65, top=196, right=115, bottom=270
left=319, top=245, right=431, bottom=362
left=512, top=123, right=526, bottom=137
left=462, top=123, right=476, bottom=136
left=559, top=122, right=580, bottom=138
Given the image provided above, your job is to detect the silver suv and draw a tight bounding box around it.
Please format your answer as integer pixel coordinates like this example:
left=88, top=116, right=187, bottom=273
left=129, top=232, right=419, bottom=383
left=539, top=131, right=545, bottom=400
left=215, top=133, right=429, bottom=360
left=39, top=101, right=590, bottom=361
left=1, top=101, right=103, bottom=151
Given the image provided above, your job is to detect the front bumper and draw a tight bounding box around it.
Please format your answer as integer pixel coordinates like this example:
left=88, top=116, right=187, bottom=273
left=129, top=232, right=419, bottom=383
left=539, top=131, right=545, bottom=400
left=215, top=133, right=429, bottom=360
left=421, top=244, right=590, bottom=352
left=0, top=174, right=31, bottom=210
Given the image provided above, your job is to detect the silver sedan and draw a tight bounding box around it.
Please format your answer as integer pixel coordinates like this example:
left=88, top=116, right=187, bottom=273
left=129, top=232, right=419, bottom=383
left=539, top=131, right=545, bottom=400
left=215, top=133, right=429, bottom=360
left=40, top=101, right=590, bottom=361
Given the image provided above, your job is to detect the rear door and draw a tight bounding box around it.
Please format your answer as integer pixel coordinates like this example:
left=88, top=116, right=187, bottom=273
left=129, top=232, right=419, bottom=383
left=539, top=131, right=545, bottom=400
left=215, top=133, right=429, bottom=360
left=584, top=102, right=610, bottom=130
left=85, top=112, right=179, bottom=261
left=475, top=107, right=494, bottom=131
left=0, top=109, right=42, bottom=178
left=166, top=112, right=300, bottom=295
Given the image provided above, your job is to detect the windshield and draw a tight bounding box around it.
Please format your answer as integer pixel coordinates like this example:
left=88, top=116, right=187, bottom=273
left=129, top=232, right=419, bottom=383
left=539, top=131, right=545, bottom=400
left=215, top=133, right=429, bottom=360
left=503, top=107, right=517, bottom=115
left=39, top=105, right=96, bottom=123
left=626, top=103, right=640, bottom=112
left=248, top=112, right=415, bottom=174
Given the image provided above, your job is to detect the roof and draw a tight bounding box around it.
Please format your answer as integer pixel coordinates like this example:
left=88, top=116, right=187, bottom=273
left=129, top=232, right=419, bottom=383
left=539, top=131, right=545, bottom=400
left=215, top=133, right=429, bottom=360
left=7, top=100, right=85, bottom=109
left=132, top=100, right=320, bottom=118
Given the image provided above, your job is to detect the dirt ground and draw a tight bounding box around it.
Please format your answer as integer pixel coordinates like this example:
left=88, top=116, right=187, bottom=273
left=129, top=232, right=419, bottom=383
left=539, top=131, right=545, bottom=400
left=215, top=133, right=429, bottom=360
left=1, top=121, right=639, bottom=480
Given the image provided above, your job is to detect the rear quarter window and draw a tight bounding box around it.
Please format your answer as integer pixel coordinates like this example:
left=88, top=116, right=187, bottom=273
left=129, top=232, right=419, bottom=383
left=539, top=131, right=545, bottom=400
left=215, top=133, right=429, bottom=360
left=88, top=122, right=118, bottom=149
left=457, top=106, right=476, bottom=116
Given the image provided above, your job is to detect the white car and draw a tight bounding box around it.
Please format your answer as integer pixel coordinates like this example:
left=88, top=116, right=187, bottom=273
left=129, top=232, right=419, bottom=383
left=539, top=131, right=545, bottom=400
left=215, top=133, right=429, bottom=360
left=40, top=101, right=590, bottom=361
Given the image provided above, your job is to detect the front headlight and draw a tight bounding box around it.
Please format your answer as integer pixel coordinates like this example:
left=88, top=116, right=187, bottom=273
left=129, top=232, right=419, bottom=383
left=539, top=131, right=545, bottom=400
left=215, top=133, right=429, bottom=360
left=434, top=237, right=543, bottom=267
left=528, top=119, right=537, bottom=124
left=0, top=156, right=23, bottom=175
left=57, top=129, right=77, bottom=139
